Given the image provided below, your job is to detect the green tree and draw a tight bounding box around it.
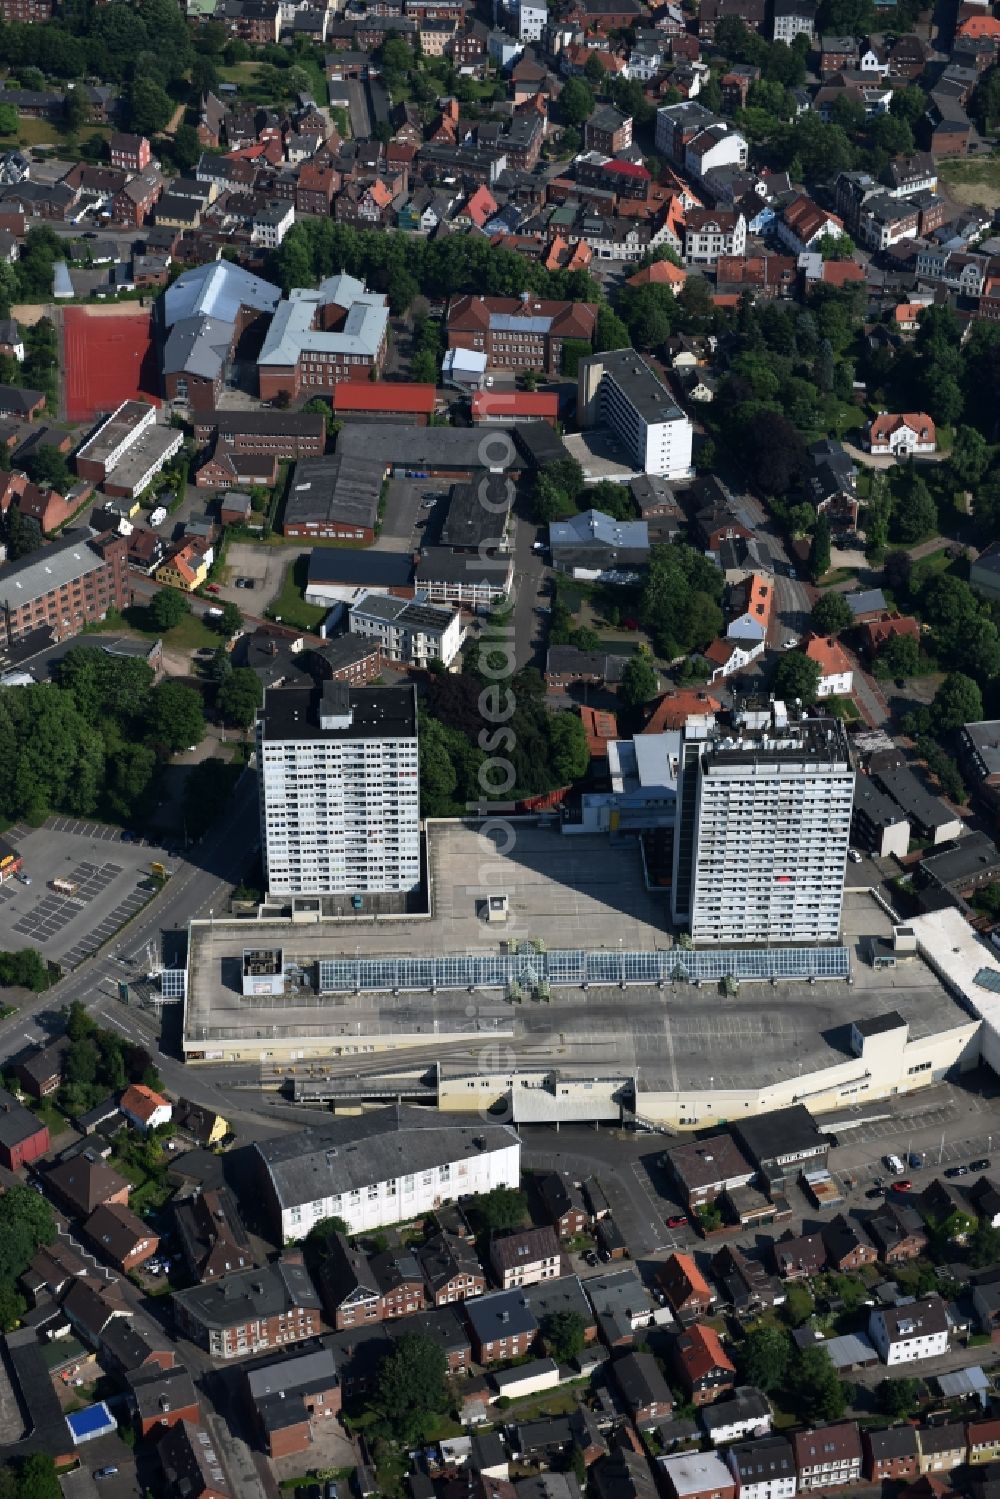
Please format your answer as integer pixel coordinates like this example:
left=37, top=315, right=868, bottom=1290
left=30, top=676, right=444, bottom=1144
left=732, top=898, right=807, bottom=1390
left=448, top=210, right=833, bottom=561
left=619, top=653, right=659, bottom=710
left=0, top=1281, right=26, bottom=1331
left=773, top=651, right=822, bottom=706
left=170, top=122, right=201, bottom=172
left=0, top=949, right=49, bottom=992
left=375, top=1333, right=449, bottom=1443
left=548, top=711, right=589, bottom=784
left=560, top=78, right=595, bottom=127
left=65, top=998, right=94, bottom=1041
left=874, top=632, right=920, bottom=681
left=969, top=1222, right=1000, bottom=1268
left=24, top=437, right=70, bottom=485
left=810, top=592, right=852, bottom=636
left=418, top=712, right=459, bottom=816
left=127, top=75, right=173, bottom=135
left=542, top=1310, right=587, bottom=1363
left=211, top=600, right=241, bottom=636
left=594, top=304, right=630, bottom=353
left=891, top=470, right=937, bottom=545
left=65, top=1037, right=99, bottom=1087
left=148, top=588, right=190, bottom=631
left=306, top=1215, right=351, bottom=1254
left=217, top=667, right=263, bottom=730
left=739, top=1323, right=791, bottom=1392
left=0, top=104, right=18, bottom=136
left=808, top=514, right=831, bottom=582
left=949, top=425, right=990, bottom=488
left=14, top=1454, right=61, bottom=1499
left=930, top=672, right=983, bottom=735
left=144, top=680, right=205, bottom=754
left=794, top=1345, right=846, bottom=1423
left=474, top=1186, right=528, bottom=1232
left=876, top=1375, right=922, bottom=1418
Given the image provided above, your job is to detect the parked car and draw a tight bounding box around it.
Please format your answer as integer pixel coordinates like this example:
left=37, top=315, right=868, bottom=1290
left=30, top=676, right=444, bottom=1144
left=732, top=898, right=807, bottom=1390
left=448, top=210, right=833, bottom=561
left=665, top=1214, right=686, bottom=1229
left=970, top=1158, right=991, bottom=1171
left=884, top=1154, right=906, bottom=1175
left=892, top=1179, right=913, bottom=1192
left=909, top=1152, right=924, bottom=1168
left=848, top=849, right=863, bottom=863
left=206, top=584, right=220, bottom=594
left=94, top=1470, right=118, bottom=1481
left=945, top=1165, right=970, bottom=1178
left=865, top=1186, right=886, bottom=1199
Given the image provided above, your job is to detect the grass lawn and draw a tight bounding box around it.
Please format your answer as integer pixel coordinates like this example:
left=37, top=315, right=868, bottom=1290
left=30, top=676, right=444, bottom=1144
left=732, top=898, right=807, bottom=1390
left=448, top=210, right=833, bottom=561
left=10, top=117, right=112, bottom=150
left=495, top=1386, right=582, bottom=1421
left=96, top=603, right=221, bottom=652
left=909, top=547, right=954, bottom=591
left=32, top=1098, right=67, bottom=1132
left=216, top=62, right=261, bottom=86
left=939, top=157, right=1000, bottom=210
left=265, top=555, right=328, bottom=632
left=818, top=567, right=857, bottom=588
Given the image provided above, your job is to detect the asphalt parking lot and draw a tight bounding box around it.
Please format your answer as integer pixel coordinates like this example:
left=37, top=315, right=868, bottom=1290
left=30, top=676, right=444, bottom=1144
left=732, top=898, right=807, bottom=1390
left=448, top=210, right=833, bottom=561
left=373, top=478, right=445, bottom=550
left=216, top=542, right=286, bottom=610
left=0, top=819, right=167, bottom=968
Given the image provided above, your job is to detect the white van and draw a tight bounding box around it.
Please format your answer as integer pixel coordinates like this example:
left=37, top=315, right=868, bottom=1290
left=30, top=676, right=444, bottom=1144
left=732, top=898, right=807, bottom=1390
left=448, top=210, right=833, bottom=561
left=884, top=1154, right=906, bottom=1175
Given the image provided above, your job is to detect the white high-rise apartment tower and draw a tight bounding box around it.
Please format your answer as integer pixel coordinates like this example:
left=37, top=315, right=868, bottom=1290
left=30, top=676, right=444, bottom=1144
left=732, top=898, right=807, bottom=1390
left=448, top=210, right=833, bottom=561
left=256, top=682, right=420, bottom=896
left=671, top=702, right=854, bottom=945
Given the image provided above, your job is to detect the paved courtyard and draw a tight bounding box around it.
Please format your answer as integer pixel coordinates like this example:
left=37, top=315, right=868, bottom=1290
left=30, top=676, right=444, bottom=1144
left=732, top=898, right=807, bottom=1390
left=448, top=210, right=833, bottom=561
left=0, top=819, right=167, bottom=968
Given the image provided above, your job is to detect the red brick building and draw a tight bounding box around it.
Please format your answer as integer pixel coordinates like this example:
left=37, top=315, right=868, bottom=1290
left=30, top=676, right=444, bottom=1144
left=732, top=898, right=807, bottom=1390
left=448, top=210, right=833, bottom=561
left=193, top=409, right=326, bottom=460
left=863, top=1426, right=919, bottom=1483
left=0, top=1087, right=49, bottom=1170
left=244, top=1347, right=341, bottom=1458
left=447, top=295, right=598, bottom=375
left=110, top=133, right=152, bottom=173
left=159, top=1420, right=233, bottom=1499
left=171, top=1252, right=323, bottom=1359
left=84, top=1202, right=160, bottom=1272
left=129, top=1365, right=201, bottom=1439
left=0, top=531, right=129, bottom=648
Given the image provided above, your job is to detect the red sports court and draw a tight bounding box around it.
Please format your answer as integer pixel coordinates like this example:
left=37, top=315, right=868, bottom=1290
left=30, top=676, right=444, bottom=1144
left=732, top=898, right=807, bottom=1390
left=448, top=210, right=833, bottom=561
left=63, top=306, right=160, bottom=422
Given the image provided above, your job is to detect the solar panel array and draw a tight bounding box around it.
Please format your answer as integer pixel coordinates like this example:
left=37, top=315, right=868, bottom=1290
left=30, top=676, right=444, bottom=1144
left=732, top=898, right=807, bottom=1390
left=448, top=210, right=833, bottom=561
left=160, top=969, right=187, bottom=999
left=316, top=946, right=850, bottom=994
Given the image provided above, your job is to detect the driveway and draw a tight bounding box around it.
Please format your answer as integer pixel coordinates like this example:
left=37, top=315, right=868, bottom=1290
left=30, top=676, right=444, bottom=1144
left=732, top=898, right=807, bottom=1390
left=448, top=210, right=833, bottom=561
left=216, top=543, right=287, bottom=610
left=374, top=477, right=439, bottom=551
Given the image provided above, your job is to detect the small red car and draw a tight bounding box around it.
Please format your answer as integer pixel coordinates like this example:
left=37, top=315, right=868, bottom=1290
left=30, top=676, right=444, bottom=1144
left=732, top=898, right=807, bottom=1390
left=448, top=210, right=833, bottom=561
left=206, top=584, right=220, bottom=594
left=665, top=1214, right=686, bottom=1228
left=893, top=1179, right=913, bottom=1191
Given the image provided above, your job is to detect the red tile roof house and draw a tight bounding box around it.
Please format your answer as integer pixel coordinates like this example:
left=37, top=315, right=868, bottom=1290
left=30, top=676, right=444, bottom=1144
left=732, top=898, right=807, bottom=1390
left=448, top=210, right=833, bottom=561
left=792, top=1423, right=863, bottom=1489
left=0, top=1086, right=49, bottom=1169
left=865, top=411, right=936, bottom=455
left=861, top=612, right=920, bottom=653
left=673, top=1323, right=736, bottom=1406
left=120, top=1083, right=172, bottom=1132
left=658, top=1253, right=715, bottom=1323
left=84, top=1201, right=160, bottom=1272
